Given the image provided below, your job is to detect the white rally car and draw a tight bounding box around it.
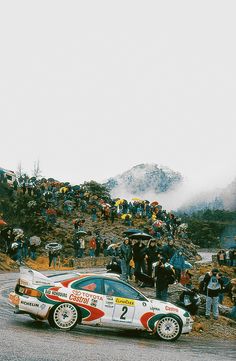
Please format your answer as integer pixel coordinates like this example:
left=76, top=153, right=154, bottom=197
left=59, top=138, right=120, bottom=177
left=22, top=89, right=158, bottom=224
left=8, top=267, right=193, bottom=341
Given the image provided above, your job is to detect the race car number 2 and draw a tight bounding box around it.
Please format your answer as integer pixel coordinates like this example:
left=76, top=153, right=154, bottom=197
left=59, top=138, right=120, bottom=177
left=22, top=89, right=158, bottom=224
left=112, top=304, right=135, bottom=323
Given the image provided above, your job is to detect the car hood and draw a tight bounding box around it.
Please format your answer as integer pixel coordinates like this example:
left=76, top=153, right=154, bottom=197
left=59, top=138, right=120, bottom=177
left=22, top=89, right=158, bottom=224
left=149, top=299, right=186, bottom=317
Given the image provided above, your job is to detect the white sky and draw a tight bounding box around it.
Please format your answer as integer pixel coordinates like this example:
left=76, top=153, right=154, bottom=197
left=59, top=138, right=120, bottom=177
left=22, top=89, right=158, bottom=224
left=1, top=1, right=236, bottom=191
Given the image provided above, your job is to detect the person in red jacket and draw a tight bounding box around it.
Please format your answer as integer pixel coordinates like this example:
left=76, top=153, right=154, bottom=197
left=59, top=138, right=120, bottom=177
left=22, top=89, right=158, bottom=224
left=89, top=237, right=96, bottom=258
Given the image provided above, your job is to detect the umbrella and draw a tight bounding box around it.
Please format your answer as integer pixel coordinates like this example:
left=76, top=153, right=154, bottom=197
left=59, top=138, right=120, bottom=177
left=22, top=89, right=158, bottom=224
left=64, top=200, right=74, bottom=205
left=72, top=185, right=81, bottom=190
left=123, top=229, right=140, bottom=236
left=59, top=187, right=68, bottom=193
left=0, top=219, right=7, bottom=226
left=152, top=220, right=163, bottom=228
left=151, top=201, right=159, bottom=206
left=102, top=203, right=111, bottom=208
left=13, top=228, right=24, bottom=236
left=132, top=197, right=142, bottom=202
left=45, top=242, right=63, bottom=251
left=76, top=230, right=87, bottom=236
left=128, top=232, right=152, bottom=240
left=184, top=261, right=193, bottom=270
left=29, top=236, right=41, bottom=246
left=107, top=243, right=119, bottom=250
left=121, top=214, right=132, bottom=220
left=11, top=242, right=19, bottom=249
left=47, top=178, right=55, bottom=182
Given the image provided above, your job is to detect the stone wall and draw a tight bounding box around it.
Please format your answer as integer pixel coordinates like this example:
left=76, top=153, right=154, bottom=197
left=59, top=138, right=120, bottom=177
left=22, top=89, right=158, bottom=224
left=67, top=256, right=112, bottom=269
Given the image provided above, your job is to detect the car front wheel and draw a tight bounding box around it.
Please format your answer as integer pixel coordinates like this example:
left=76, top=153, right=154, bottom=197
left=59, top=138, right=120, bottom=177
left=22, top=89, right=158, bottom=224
left=48, top=303, right=79, bottom=330
left=156, top=315, right=182, bottom=341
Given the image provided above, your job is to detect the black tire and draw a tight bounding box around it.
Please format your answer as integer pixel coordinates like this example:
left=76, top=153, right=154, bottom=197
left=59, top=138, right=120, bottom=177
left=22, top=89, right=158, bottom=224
left=48, top=303, right=79, bottom=330
left=156, top=315, right=182, bottom=341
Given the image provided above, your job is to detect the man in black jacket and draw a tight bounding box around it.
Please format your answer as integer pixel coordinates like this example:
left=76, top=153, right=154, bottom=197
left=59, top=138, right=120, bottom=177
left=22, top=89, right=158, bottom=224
left=154, top=258, right=175, bottom=301
left=146, top=239, right=158, bottom=277
left=133, top=240, right=147, bottom=281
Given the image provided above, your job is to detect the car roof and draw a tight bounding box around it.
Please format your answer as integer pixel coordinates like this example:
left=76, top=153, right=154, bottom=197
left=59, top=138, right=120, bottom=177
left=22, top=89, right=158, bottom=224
left=50, top=272, right=121, bottom=284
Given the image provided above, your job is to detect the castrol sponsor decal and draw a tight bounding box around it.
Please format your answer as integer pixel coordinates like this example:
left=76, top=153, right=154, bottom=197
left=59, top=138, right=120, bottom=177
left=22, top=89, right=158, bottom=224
left=165, top=305, right=179, bottom=313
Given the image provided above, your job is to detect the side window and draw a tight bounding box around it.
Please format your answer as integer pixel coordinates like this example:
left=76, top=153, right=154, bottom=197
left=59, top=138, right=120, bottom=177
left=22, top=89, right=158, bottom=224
left=104, top=279, right=145, bottom=300
left=72, top=278, right=103, bottom=294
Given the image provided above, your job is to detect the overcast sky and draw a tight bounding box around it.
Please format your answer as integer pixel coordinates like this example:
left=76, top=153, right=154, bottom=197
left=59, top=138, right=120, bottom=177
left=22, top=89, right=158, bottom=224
left=1, top=1, right=235, bottom=191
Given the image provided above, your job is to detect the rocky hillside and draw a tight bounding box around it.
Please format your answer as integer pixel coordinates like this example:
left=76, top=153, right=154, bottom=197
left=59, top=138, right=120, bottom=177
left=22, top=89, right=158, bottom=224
left=105, top=163, right=183, bottom=197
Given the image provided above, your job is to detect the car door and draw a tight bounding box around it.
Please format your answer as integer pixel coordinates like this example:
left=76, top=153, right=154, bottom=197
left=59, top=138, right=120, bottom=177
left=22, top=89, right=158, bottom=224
left=70, top=277, right=104, bottom=325
left=101, top=278, right=149, bottom=329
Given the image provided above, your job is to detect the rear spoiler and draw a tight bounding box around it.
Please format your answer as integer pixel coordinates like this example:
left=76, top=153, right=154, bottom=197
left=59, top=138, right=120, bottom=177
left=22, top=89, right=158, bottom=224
left=19, top=267, right=55, bottom=286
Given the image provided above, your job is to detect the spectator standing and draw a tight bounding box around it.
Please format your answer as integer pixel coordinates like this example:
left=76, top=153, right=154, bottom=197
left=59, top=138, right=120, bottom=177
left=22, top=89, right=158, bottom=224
left=29, top=243, right=37, bottom=260
left=118, top=238, right=132, bottom=282
left=49, top=249, right=60, bottom=268
left=89, top=237, right=96, bottom=258
left=73, top=235, right=80, bottom=258
left=217, top=250, right=226, bottom=266
left=146, top=239, right=158, bottom=277
left=170, top=249, right=186, bottom=282
left=202, top=268, right=224, bottom=320
left=95, top=235, right=101, bottom=257
left=79, top=238, right=85, bottom=258
left=154, top=258, right=175, bottom=301
left=132, top=240, right=147, bottom=279
left=91, top=207, right=97, bottom=222
left=225, top=250, right=231, bottom=266
left=162, top=239, right=175, bottom=263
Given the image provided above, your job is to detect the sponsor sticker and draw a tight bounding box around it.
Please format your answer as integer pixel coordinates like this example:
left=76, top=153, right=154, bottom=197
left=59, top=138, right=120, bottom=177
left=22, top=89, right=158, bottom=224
left=45, top=290, right=67, bottom=298
left=69, top=294, right=89, bottom=304
left=21, top=300, right=39, bottom=307
left=90, top=299, right=98, bottom=307
left=165, top=305, right=179, bottom=313
left=115, top=298, right=135, bottom=306
left=72, top=290, right=103, bottom=301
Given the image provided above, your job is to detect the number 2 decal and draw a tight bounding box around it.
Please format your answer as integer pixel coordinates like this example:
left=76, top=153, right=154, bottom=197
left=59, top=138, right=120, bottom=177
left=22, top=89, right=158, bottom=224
left=120, top=306, right=128, bottom=320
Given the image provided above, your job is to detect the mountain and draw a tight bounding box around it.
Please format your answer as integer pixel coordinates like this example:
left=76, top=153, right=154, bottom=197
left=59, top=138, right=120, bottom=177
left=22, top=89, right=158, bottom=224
left=221, top=177, right=236, bottom=210
left=105, top=163, right=183, bottom=197
left=179, top=177, right=236, bottom=214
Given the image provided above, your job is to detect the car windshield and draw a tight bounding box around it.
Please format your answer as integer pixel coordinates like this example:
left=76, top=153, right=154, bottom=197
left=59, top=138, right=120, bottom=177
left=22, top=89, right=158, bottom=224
left=104, top=279, right=147, bottom=301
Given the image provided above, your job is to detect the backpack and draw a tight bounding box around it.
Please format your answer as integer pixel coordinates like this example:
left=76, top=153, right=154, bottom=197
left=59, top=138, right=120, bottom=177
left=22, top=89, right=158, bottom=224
left=207, top=275, right=221, bottom=290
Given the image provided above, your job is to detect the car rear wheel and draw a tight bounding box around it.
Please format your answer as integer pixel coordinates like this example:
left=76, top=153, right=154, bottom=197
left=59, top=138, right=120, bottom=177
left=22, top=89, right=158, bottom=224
left=48, top=303, right=79, bottom=330
left=156, top=315, right=182, bottom=341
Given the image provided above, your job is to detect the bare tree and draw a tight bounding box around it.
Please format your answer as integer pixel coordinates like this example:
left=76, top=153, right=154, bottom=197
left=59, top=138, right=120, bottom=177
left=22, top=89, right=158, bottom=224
left=32, top=160, right=43, bottom=179
left=16, top=162, right=23, bottom=179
